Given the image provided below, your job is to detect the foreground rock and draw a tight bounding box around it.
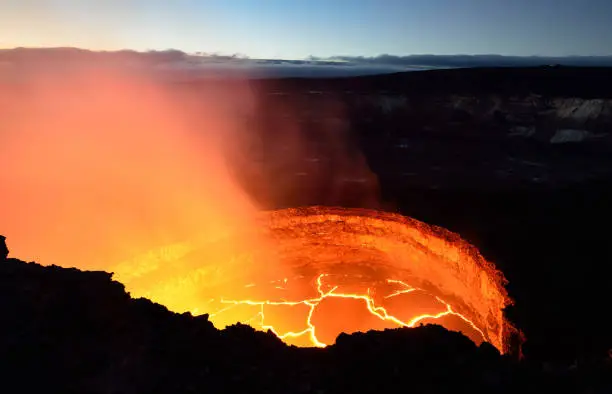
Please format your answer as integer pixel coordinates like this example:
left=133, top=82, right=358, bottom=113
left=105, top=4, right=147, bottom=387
left=1, top=248, right=610, bottom=393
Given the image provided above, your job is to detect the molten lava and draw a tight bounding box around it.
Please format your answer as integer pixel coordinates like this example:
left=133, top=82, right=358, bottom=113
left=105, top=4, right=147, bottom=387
left=112, top=206, right=516, bottom=353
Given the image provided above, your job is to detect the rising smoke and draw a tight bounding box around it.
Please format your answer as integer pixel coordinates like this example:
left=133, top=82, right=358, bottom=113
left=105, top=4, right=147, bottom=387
left=0, top=60, right=381, bottom=269
left=0, top=65, right=256, bottom=269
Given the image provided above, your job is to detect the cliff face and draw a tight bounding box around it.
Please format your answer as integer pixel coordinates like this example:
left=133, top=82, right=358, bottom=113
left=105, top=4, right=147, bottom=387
left=356, top=93, right=612, bottom=136
left=349, top=93, right=612, bottom=149
left=234, top=69, right=612, bottom=203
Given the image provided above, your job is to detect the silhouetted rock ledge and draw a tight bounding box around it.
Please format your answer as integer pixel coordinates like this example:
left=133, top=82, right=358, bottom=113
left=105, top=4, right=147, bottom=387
left=0, top=235, right=8, bottom=260
left=1, top=240, right=610, bottom=393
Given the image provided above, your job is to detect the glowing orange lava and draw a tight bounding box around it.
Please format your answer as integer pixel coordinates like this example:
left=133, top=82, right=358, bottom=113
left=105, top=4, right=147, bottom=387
left=112, top=207, right=517, bottom=354
left=215, top=274, right=486, bottom=349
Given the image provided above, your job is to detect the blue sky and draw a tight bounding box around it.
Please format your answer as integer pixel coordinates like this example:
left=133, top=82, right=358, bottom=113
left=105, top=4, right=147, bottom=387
left=1, top=0, right=611, bottom=59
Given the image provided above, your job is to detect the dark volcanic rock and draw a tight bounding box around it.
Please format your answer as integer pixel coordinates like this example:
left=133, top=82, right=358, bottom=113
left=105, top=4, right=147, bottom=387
left=1, top=244, right=611, bottom=393
left=1, top=235, right=8, bottom=260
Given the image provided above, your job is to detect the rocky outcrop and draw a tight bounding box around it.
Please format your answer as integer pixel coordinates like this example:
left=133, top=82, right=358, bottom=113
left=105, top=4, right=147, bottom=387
left=0, top=235, right=7, bottom=260
left=549, top=129, right=609, bottom=144
left=2, top=236, right=611, bottom=393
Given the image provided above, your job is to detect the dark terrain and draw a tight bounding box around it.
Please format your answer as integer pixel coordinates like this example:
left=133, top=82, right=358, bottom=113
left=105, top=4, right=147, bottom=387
left=2, top=244, right=611, bottom=394
left=3, top=67, right=612, bottom=392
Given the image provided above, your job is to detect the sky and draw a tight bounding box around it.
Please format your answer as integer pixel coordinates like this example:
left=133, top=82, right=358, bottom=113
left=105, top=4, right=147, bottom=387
left=1, top=0, right=612, bottom=59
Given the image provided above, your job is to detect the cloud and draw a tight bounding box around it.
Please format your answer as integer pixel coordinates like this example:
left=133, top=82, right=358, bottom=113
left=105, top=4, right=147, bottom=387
left=0, top=47, right=188, bottom=67
left=314, top=54, right=612, bottom=68
left=2, top=48, right=612, bottom=80
left=0, top=47, right=413, bottom=79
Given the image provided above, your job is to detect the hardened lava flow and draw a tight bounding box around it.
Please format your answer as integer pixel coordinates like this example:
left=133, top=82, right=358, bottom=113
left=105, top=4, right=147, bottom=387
left=112, top=206, right=519, bottom=354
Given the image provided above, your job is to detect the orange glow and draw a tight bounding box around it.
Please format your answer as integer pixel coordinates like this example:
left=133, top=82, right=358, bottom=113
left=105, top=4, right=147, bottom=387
left=0, top=68, right=260, bottom=270
left=0, top=69, right=516, bottom=354
left=215, top=274, right=486, bottom=349
left=112, top=207, right=517, bottom=353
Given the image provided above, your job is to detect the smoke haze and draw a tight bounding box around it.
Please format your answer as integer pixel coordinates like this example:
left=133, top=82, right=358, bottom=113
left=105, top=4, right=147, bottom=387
left=0, top=66, right=259, bottom=268
left=0, top=56, right=381, bottom=273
